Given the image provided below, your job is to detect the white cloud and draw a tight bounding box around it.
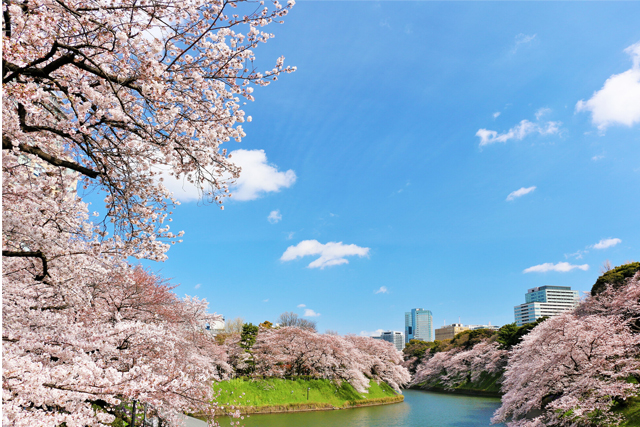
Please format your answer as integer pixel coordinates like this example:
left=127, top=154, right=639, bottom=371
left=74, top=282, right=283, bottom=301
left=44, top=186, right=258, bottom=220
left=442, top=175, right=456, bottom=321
left=565, top=250, right=587, bottom=260
left=513, top=33, right=536, bottom=53
left=263, top=299, right=269, bottom=302
left=286, top=231, right=295, bottom=240
left=303, top=309, right=320, bottom=317
left=493, top=112, right=501, bottom=119
left=592, top=155, right=605, bottom=161
left=506, top=186, right=536, bottom=201
left=523, top=262, right=589, bottom=273
left=576, top=41, right=640, bottom=130
left=375, top=286, right=389, bottom=294
left=297, top=304, right=306, bottom=308
left=476, top=119, right=560, bottom=147
left=360, top=329, right=385, bottom=337
left=535, top=107, right=551, bottom=120
left=280, top=240, right=370, bottom=269
left=156, top=149, right=296, bottom=203
left=268, top=210, right=282, bottom=224
left=194, top=283, right=201, bottom=289
left=591, top=238, right=621, bottom=250
left=230, top=149, right=297, bottom=201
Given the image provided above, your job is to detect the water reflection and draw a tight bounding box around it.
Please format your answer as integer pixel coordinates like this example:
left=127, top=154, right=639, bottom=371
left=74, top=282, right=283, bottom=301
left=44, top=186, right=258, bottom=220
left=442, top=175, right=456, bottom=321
left=216, top=390, right=505, bottom=427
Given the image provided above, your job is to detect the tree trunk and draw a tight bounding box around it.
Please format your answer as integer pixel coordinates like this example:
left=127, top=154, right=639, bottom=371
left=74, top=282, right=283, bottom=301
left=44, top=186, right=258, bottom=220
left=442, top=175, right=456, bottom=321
left=131, top=400, right=137, bottom=427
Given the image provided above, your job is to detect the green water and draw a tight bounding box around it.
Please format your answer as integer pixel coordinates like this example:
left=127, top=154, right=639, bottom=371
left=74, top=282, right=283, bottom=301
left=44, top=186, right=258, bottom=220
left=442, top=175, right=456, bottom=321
left=219, top=390, right=505, bottom=427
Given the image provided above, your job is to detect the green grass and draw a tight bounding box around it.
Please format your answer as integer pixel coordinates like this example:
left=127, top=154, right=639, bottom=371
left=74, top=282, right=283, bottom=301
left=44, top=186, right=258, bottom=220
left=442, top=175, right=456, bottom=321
left=212, top=377, right=401, bottom=414
left=615, top=397, right=640, bottom=427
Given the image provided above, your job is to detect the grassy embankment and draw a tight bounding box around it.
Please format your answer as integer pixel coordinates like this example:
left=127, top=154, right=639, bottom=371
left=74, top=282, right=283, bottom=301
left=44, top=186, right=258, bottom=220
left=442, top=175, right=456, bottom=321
left=614, top=396, right=640, bottom=427
left=212, top=377, right=403, bottom=415
left=412, top=371, right=503, bottom=398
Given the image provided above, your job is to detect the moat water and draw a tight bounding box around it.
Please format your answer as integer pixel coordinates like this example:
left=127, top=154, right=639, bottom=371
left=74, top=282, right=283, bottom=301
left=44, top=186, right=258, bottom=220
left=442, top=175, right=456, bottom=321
left=186, top=389, right=505, bottom=426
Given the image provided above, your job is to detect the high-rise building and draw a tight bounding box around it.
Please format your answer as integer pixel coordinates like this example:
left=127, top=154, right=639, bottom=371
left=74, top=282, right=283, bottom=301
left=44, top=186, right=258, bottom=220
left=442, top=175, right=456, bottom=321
left=405, top=308, right=433, bottom=343
left=514, top=285, right=580, bottom=326
left=434, top=323, right=469, bottom=341
left=380, top=331, right=404, bottom=352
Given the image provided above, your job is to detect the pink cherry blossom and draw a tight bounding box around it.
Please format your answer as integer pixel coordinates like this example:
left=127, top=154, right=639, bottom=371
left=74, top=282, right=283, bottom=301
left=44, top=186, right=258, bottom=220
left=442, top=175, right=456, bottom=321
left=493, top=273, right=640, bottom=427
left=3, top=0, right=295, bottom=425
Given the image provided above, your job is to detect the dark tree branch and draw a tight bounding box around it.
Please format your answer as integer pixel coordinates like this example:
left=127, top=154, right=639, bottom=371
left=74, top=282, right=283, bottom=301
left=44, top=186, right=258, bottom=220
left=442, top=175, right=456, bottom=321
left=2, top=250, right=50, bottom=280
left=3, top=134, right=100, bottom=179
left=3, top=53, right=75, bottom=84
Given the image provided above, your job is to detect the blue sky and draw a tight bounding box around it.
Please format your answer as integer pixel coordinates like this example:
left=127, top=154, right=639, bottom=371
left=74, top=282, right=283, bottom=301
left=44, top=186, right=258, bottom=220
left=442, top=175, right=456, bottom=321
left=142, top=1, right=640, bottom=335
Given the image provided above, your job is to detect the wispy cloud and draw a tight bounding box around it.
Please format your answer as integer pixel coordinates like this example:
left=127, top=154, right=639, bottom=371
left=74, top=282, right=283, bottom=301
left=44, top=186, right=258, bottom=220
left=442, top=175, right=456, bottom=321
left=535, top=107, right=551, bottom=120
left=591, top=238, right=621, bottom=250
left=263, top=299, right=269, bottom=303
left=564, top=237, right=621, bottom=260
left=592, top=155, right=605, bottom=161
left=286, top=231, right=295, bottom=240
left=194, top=283, right=201, bottom=289
left=268, top=210, right=282, bottom=224
left=512, top=33, right=537, bottom=53
left=375, top=286, right=389, bottom=294
left=396, top=180, right=411, bottom=194
left=565, top=250, right=587, bottom=260
left=493, top=112, right=501, bottom=119
left=477, top=119, right=560, bottom=147
left=303, top=309, right=320, bottom=317
left=576, top=41, right=640, bottom=131
left=281, top=240, right=370, bottom=269
left=297, top=303, right=306, bottom=308
left=506, top=186, right=536, bottom=201
left=524, top=262, right=589, bottom=273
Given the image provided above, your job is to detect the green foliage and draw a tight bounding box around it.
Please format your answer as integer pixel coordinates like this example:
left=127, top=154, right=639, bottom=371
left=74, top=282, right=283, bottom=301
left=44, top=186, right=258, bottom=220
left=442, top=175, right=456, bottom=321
left=212, top=378, right=398, bottom=411
left=615, top=397, right=640, bottom=427
left=403, top=339, right=436, bottom=358
left=259, top=320, right=273, bottom=329
left=450, top=328, right=496, bottom=350
left=592, top=262, right=640, bottom=296
left=416, top=371, right=503, bottom=395
left=240, top=323, right=259, bottom=350
left=405, top=329, right=500, bottom=362
left=497, top=318, right=547, bottom=350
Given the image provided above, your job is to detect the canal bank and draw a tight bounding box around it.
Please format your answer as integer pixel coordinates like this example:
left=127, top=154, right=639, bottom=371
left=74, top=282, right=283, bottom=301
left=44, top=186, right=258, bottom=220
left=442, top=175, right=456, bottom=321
left=409, top=370, right=503, bottom=398
left=211, top=377, right=403, bottom=416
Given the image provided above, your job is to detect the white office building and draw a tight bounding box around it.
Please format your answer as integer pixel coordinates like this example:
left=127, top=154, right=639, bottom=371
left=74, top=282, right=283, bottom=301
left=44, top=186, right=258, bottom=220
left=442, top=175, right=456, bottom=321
left=405, top=308, right=433, bottom=343
left=380, top=331, right=405, bottom=351
left=205, top=317, right=225, bottom=335
left=514, top=286, right=580, bottom=326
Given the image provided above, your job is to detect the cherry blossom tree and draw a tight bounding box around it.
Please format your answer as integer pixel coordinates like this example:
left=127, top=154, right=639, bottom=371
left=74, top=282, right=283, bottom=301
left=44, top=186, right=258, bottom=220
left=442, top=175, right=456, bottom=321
left=243, top=328, right=410, bottom=393
left=493, top=273, right=640, bottom=427
left=250, top=327, right=370, bottom=392
left=412, top=339, right=508, bottom=391
left=3, top=0, right=295, bottom=261
left=3, top=0, right=295, bottom=425
left=344, top=335, right=411, bottom=392
left=3, top=264, right=232, bottom=426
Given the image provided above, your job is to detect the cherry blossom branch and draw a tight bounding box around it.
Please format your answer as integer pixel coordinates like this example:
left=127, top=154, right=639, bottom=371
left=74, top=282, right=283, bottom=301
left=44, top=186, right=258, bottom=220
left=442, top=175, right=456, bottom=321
left=2, top=250, right=49, bottom=280
left=2, top=135, right=100, bottom=178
